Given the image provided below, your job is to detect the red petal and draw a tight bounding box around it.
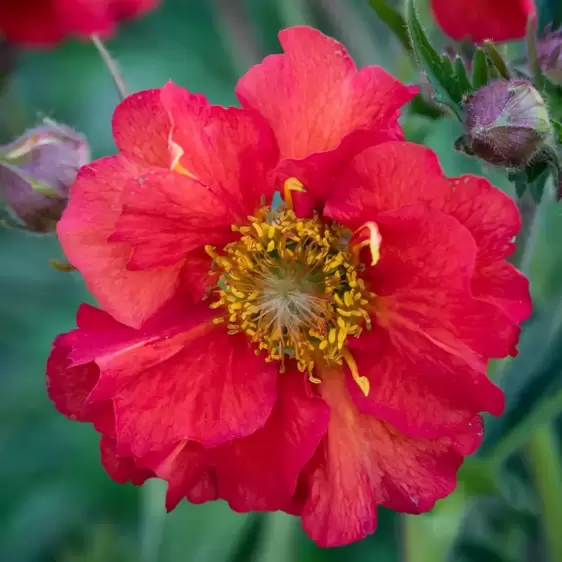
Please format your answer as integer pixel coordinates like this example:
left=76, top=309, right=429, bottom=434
left=89, top=320, right=278, bottom=457
left=47, top=330, right=114, bottom=435
left=58, top=156, right=183, bottom=327
left=100, top=434, right=153, bottom=486
left=472, top=261, right=532, bottom=324
left=236, top=27, right=414, bottom=200
left=299, top=373, right=470, bottom=547
left=367, top=205, right=477, bottom=296
left=139, top=441, right=213, bottom=511
left=345, top=206, right=508, bottom=437
left=215, top=371, right=329, bottom=511
left=443, top=176, right=521, bottom=264
left=47, top=301, right=199, bottom=436
left=159, top=82, right=278, bottom=218
left=348, top=321, right=503, bottom=440
left=112, top=89, right=172, bottom=168
left=431, top=0, right=535, bottom=43
left=110, top=169, right=239, bottom=269
left=324, top=142, right=450, bottom=228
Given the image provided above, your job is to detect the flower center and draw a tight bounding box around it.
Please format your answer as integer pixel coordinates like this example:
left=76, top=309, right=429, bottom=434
left=206, top=207, right=374, bottom=387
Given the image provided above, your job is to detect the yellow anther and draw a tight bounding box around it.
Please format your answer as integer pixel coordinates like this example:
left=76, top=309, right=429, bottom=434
left=341, top=349, right=370, bottom=397
left=207, top=206, right=373, bottom=380
left=172, top=160, right=197, bottom=179
left=309, top=374, right=322, bottom=384
left=283, top=177, right=306, bottom=210
left=350, top=222, right=382, bottom=266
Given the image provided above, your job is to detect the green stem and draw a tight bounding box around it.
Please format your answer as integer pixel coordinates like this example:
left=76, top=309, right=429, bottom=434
left=91, top=35, right=128, bottom=101
left=526, top=426, right=562, bottom=562
left=139, top=479, right=167, bottom=562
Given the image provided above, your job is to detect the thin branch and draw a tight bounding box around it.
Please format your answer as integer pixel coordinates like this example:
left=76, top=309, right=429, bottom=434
left=91, top=34, right=128, bottom=101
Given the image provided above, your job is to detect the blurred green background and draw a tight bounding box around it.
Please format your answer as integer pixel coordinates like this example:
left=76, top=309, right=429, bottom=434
left=1, top=1, right=561, bottom=561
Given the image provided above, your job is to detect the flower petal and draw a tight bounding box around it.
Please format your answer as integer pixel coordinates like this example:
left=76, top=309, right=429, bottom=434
left=299, top=372, right=469, bottom=547
left=324, top=142, right=451, bottom=228
left=236, top=27, right=415, bottom=201
left=159, top=81, right=279, bottom=218
left=345, top=206, right=508, bottom=437
left=472, top=261, right=532, bottom=323
left=58, top=156, right=183, bottom=327
left=443, top=175, right=521, bottom=264
left=431, top=0, right=535, bottom=43
left=112, top=89, right=172, bottom=168
left=139, top=441, right=214, bottom=510
left=367, top=204, right=477, bottom=295
left=215, top=371, right=329, bottom=511
left=89, top=318, right=278, bottom=457
left=348, top=320, right=503, bottom=440
left=100, top=435, right=153, bottom=486
left=110, top=169, right=240, bottom=269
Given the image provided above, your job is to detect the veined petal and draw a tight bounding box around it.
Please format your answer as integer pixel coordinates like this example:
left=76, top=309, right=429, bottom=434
left=88, top=319, right=278, bottom=457
left=112, top=89, right=172, bottom=168
left=472, top=261, right=532, bottom=324
left=159, top=82, right=279, bottom=219
left=57, top=156, right=183, bottom=328
left=236, top=27, right=415, bottom=202
left=215, top=371, right=329, bottom=511
left=138, top=441, right=214, bottom=510
left=324, top=142, right=450, bottom=227
left=100, top=435, right=153, bottom=486
left=110, top=170, right=240, bottom=269
left=443, top=175, right=521, bottom=264
left=299, top=372, right=471, bottom=547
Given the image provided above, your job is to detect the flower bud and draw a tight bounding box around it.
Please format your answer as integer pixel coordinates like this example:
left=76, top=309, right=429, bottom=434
left=462, top=80, right=552, bottom=167
left=538, top=29, right=562, bottom=84
left=0, top=120, right=89, bottom=232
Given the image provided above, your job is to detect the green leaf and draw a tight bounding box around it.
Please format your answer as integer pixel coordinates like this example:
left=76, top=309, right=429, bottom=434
left=483, top=40, right=510, bottom=79
left=472, top=47, right=490, bottom=89
left=368, top=0, right=412, bottom=53
left=405, top=0, right=463, bottom=119
left=453, top=56, right=472, bottom=96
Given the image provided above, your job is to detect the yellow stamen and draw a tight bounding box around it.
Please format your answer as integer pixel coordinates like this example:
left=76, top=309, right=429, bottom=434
left=341, top=348, right=370, bottom=396
left=206, top=207, right=374, bottom=378
left=283, top=177, right=306, bottom=210
left=170, top=140, right=197, bottom=179
left=350, top=222, right=382, bottom=266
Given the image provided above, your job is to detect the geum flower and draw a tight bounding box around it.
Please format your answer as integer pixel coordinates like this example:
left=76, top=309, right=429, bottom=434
left=47, top=27, right=531, bottom=547
left=431, top=0, right=536, bottom=43
left=0, top=0, right=158, bottom=47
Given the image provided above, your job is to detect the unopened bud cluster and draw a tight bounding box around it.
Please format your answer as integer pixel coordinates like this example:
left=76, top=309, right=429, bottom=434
left=0, top=121, right=89, bottom=232
left=461, top=80, right=552, bottom=168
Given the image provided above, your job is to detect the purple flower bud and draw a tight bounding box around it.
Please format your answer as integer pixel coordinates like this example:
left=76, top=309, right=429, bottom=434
left=463, top=80, right=552, bottom=167
left=538, top=29, right=562, bottom=85
left=0, top=120, right=89, bottom=232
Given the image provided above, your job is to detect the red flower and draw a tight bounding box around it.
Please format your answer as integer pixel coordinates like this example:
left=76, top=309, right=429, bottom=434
left=47, top=27, right=531, bottom=547
left=0, top=0, right=158, bottom=47
left=431, top=0, right=536, bottom=43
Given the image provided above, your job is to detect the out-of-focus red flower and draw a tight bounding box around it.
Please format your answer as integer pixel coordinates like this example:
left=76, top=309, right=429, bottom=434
left=0, top=0, right=158, bottom=47
left=431, top=0, right=536, bottom=43
left=47, top=27, right=531, bottom=547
